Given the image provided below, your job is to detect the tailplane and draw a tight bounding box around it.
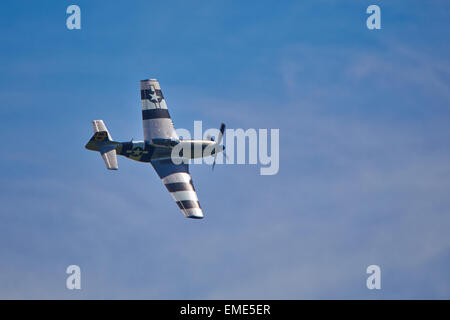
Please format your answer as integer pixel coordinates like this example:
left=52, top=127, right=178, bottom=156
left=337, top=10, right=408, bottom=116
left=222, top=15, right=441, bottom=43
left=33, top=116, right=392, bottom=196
left=85, top=120, right=119, bottom=170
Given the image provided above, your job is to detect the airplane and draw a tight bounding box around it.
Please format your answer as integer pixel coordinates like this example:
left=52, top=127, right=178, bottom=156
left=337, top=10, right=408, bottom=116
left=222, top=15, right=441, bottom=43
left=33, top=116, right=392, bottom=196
left=85, top=78, right=225, bottom=219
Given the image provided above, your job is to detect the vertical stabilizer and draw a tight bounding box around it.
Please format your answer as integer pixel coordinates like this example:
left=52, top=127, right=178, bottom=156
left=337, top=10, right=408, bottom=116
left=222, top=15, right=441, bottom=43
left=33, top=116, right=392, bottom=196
left=87, top=120, right=119, bottom=170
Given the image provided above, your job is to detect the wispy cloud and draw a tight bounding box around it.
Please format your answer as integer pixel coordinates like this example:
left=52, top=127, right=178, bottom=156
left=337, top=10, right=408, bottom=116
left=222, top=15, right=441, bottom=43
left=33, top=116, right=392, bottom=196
left=1, top=1, right=450, bottom=299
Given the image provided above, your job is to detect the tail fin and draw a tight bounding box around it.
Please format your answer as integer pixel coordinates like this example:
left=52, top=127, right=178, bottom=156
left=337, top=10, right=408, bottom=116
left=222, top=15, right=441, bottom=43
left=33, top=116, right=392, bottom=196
left=85, top=120, right=119, bottom=170
left=92, top=120, right=113, bottom=140
left=89, top=131, right=110, bottom=143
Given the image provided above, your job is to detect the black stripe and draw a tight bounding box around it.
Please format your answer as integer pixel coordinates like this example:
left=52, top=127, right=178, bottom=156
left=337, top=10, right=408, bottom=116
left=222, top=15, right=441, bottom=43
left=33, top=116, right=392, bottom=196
left=165, top=182, right=194, bottom=192
left=176, top=200, right=201, bottom=210
left=142, top=109, right=171, bottom=120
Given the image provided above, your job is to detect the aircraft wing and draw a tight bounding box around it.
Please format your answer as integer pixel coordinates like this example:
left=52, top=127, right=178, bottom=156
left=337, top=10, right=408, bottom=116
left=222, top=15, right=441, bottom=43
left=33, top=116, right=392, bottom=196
left=140, top=79, right=178, bottom=142
left=151, top=159, right=203, bottom=219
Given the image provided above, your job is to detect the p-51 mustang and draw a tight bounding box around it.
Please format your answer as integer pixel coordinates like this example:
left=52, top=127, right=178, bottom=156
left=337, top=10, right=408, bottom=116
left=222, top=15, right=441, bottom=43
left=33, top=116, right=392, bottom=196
left=85, top=78, right=225, bottom=219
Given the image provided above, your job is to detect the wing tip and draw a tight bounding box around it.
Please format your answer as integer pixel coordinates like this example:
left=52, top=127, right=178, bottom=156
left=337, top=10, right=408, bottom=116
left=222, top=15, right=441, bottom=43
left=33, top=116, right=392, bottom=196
left=184, top=208, right=204, bottom=219
left=187, top=215, right=204, bottom=220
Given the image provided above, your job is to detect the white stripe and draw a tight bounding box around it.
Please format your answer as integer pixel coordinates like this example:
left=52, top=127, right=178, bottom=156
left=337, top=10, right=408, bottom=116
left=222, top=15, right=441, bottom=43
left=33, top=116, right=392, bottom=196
left=140, top=80, right=161, bottom=90
left=162, top=172, right=191, bottom=184
left=170, top=191, right=198, bottom=202
left=141, top=99, right=168, bottom=110
left=142, top=119, right=178, bottom=141
left=183, top=208, right=203, bottom=218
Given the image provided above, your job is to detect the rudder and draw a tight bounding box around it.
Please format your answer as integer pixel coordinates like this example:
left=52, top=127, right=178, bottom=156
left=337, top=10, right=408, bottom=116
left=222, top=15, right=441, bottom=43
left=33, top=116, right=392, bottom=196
left=85, top=120, right=119, bottom=170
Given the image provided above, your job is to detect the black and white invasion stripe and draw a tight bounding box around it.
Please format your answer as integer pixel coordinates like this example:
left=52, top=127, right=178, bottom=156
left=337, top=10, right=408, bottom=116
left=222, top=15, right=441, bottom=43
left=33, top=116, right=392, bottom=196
left=162, top=172, right=203, bottom=219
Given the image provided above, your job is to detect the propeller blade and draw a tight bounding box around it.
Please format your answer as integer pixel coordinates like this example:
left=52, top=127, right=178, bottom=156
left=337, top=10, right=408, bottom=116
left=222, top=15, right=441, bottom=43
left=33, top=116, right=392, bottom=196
left=217, top=123, right=225, bottom=145
left=212, top=123, right=226, bottom=171
left=223, top=149, right=229, bottom=161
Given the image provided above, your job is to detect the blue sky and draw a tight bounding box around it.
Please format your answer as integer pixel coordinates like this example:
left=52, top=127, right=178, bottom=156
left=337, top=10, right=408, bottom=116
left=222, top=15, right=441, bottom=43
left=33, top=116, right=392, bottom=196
left=1, top=0, right=450, bottom=299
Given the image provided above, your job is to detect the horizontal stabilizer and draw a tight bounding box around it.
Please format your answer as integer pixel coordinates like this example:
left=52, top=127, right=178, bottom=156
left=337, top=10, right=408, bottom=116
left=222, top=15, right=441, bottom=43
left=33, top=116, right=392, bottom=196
left=100, top=148, right=118, bottom=170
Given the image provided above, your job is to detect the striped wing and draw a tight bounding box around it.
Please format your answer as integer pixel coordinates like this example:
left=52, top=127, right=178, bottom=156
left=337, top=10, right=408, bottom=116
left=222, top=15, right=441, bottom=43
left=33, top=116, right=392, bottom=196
left=140, top=79, right=178, bottom=142
left=151, top=159, right=203, bottom=219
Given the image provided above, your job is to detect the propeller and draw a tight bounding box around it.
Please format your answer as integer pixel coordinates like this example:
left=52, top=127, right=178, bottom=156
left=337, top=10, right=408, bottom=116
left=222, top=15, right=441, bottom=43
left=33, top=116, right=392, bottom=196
left=212, top=123, right=226, bottom=171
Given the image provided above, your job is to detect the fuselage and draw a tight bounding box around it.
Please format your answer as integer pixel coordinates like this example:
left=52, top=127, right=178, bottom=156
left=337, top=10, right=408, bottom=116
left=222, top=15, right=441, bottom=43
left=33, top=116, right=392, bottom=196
left=86, top=139, right=222, bottom=163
